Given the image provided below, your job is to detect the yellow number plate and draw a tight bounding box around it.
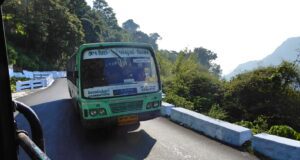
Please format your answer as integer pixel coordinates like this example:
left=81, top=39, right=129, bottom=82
left=117, top=115, right=139, bottom=126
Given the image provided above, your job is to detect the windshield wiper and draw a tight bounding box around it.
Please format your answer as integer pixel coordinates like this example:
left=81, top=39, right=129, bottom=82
left=110, top=49, right=122, bottom=58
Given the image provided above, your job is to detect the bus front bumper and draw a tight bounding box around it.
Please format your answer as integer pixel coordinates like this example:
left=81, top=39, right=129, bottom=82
left=81, top=110, right=160, bottom=129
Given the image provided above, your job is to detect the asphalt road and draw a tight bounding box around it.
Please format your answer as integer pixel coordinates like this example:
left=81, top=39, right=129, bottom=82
left=16, top=78, right=258, bottom=160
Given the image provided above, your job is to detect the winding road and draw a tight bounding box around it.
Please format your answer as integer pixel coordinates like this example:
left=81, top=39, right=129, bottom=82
left=16, top=78, right=258, bottom=160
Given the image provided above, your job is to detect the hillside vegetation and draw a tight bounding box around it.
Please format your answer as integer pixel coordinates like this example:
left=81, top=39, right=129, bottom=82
left=3, top=0, right=300, bottom=140
left=3, top=0, right=160, bottom=70
left=159, top=50, right=300, bottom=139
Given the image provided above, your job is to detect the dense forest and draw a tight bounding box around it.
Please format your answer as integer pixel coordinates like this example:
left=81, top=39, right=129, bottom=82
left=2, top=0, right=160, bottom=70
left=3, top=0, right=300, bottom=140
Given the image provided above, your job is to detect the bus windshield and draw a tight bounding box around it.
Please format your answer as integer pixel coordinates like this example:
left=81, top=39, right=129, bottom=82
left=81, top=47, right=159, bottom=98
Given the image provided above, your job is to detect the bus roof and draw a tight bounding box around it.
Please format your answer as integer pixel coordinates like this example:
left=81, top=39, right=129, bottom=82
left=68, top=42, right=155, bottom=60
left=79, top=42, right=154, bottom=51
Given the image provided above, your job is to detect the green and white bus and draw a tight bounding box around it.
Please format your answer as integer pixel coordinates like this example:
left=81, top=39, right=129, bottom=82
left=66, top=42, right=162, bottom=128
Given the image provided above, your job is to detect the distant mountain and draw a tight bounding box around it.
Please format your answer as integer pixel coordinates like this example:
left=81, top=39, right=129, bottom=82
left=225, top=37, right=300, bottom=80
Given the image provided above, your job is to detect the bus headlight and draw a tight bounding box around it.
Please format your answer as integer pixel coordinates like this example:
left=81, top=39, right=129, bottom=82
left=98, top=108, right=106, bottom=115
left=89, top=108, right=107, bottom=117
left=153, top=101, right=160, bottom=108
left=89, top=109, right=98, bottom=117
left=146, top=101, right=160, bottom=109
left=146, top=102, right=153, bottom=109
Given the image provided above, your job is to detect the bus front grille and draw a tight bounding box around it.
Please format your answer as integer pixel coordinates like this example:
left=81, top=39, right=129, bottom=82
left=110, top=101, right=143, bottom=113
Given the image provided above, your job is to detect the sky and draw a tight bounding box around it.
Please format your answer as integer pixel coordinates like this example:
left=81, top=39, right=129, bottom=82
left=86, top=0, right=300, bottom=75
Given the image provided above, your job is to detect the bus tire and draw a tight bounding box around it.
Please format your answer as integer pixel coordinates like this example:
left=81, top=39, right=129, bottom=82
left=74, top=101, right=80, bottom=115
left=71, top=98, right=79, bottom=115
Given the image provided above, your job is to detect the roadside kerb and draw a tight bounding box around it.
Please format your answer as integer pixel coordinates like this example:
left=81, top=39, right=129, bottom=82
left=160, top=102, right=174, bottom=116
left=252, top=133, right=300, bottom=160
left=170, top=107, right=252, bottom=147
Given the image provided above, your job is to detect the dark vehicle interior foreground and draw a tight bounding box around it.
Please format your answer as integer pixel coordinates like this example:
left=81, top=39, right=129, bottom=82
left=0, top=0, right=49, bottom=159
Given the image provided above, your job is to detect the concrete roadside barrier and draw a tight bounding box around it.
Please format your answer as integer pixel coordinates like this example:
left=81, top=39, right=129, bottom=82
left=170, top=107, right=252, bottom=146
left=252, top=133, right=300, bottom=160
left=160, top=102, right=175, bottom=116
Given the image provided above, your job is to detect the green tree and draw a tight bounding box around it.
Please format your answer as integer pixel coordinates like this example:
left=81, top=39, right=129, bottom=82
left=192, top=47, right=222, bottom=76
left=156, top=51, right=173, bottom=81
left=163, top=51, right=223, bottom=112
left=3, top=0, right=146, bottom=70
left=93, top=0, right=118, bottom=29
left=3, top=0, right=84, bottom=70
left=64, top=0, right=90, bottom=18
left=149, top=33, right=161, bottom=50
left=6, top=43, right=18, bottom=65
left=208, top=104, right=228, bottom=120
left=268, top=125, right=300, bottom=140
left=236, top=115, right=269, bottom=134
left=122, top=19, right=140, bottom=33
left=224, top=62, right=300, bottom=129
left=122, top=19, right=161, bottom=50
left=81, top=17, right=100, bottom=42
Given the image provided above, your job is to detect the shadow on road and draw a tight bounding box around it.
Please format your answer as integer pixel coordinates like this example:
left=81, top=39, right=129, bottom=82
left=16, top=98, right=157, bottom=160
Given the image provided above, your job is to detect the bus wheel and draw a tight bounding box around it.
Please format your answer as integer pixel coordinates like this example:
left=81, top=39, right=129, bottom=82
left=72, top=100, right=79, bottom=115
